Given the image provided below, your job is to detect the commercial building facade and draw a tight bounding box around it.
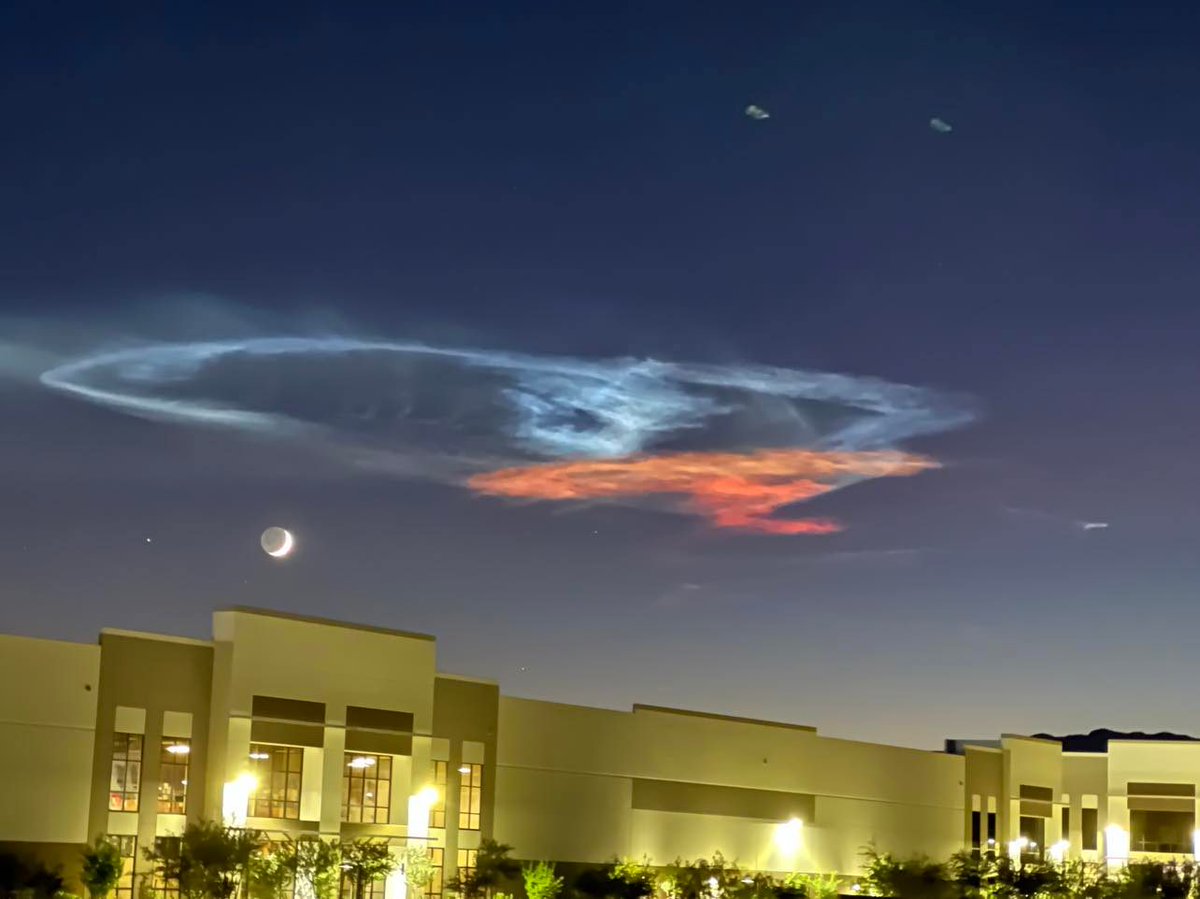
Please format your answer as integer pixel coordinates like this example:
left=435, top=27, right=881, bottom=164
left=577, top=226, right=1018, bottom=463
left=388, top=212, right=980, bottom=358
left=1, top=608, right=1196, bottom=894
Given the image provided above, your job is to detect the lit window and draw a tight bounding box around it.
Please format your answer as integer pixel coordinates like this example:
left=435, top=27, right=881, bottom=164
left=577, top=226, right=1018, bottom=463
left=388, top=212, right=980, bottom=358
left=458, top=764, right=482, bottom=831
left=427, top=848, right=444, bottom=899
left=342, top=753, right=391, bottom=824
left=106, top=836, right=136, bottom=899
left=430, top=761, right=447, bottom=829
left=158, top=739, right=190, bottom=814
left=109, top=733, right=143, bottom=811
left=248, top=744, right=303, bottom=820
left=456, top=849, right=477, bottom=879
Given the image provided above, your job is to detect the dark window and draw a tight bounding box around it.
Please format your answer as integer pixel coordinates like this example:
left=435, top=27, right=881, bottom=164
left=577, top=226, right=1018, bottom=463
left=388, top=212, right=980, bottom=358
left=427, top=848, right=444, bottom=899
left=109, top=733, right=143, bottom=811
left=1019, top=815, right=1046, bottom=860
left=106, top=836, right=136, bottom=899
left=248, top=744, right=303, bottom=819
left=151, top=837, right=181, bottom=899
left=1061, top=807, right=1070, bottom=844
left=1082, top=808, right=1098, bottom=850
left=458, top=763, right=482, bottom=831
left=158, top=739, right=190, bottom=814
left=987, top=811, right=997, bottom=843
left=430, top=761, right=447, bottom=829
left=342, top=753, right=391, bottom=824
left=971, top=811, right=982, bottom=849
left=1130, top=809, right=1195, bottom=854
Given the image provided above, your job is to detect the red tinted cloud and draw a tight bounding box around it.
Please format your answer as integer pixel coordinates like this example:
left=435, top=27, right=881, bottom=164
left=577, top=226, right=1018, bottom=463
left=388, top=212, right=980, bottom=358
left=469, top=449, right=938, bottom=535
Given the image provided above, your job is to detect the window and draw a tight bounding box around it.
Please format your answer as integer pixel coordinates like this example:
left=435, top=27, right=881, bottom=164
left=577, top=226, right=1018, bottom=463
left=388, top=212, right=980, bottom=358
left=342, top=753, right=392, bottom=824
left=430, top=761, right=447, bottom=829
left=107, top=836, right=136, bottom=899
left=340, top=874, right=385, bottom=899
left=458, top=763, right=482, bottom=831
left=151, top=837, right=181, bottom=899
left=158, top=738, right=190, bottom=814
left=1082, top=808, right=1098, bottom=851
left=1061, top=807, right=1070, bottom=844
left=1019, top=816, right=1046, bottom=860
left=987, top=811, right=997, bottom=844
left=971, top=811, right=981, bottom=849
left=248, top=744, right=303, bottom=819
left=109, top=733, right=143, bottom=811
left=427, top=848, right=444, bottom=899
left=1130, top=809, right=1195, bottom=854
left=456, top=849, right=477, bottom=880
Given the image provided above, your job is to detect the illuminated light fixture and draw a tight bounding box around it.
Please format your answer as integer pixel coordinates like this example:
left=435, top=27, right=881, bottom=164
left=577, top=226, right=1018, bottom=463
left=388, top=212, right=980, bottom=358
left=458, top=765, right=472, bottom=775
left=1049, top=840, right=1069, bottom=864
left=165, top=744, right=190, bottom=755
left=417, top=785, right=440, bottom=806
left=1193, top=829, right=1200, bottom=859
left=222, top=773, right=258, bottom=828
left=986, top=838, right=996, bottom=846
left=249, top=752, right=270, bottom=760
left=740, top=878, right=754, bottom=885
left=1105, top=824, right=1129, bottom=867
left=774, top=817, right=803, bottom=855
left=348, top=757, right=376, bottom=769
left=1007, top=837, right=1028, bottom=862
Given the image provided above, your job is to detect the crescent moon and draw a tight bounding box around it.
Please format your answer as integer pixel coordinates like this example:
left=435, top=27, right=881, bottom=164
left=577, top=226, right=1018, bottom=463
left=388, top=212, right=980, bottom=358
left=267, top=529, right=294, bottom=558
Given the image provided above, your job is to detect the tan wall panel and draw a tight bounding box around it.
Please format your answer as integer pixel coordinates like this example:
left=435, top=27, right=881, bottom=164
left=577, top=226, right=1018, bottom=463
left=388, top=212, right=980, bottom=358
left=493, top=766, right=631, bottom=863
left=498, top=699, right=962, bottom=812
left=0, top=722, right=95, bottom=842
left=0, top=636, right=99, bottom=729
left=0, top=636, right=98, bottom=844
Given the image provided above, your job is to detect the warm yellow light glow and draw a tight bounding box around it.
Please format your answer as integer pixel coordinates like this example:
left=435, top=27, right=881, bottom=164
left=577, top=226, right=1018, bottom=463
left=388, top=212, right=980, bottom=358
left=458, top=765, right=472, bottom=775
left=165, top=743, right=190, bottom=755
left=249, top=751, right=269, bottom=760
left=1049, top=840, right=1069, bottom=864
left=222, top=774, right=258, bottom=828
left=1007, top=837, right=1028, bottom=862
left=1193, top=829, right=1200, bottom=859
left=417, top=785, right=439, bottom=805
left=774, top=817, right=803, bottom=855
left=348, top=756, right=376, bottom=769
left=1105, top=824, right=1129, bottom=867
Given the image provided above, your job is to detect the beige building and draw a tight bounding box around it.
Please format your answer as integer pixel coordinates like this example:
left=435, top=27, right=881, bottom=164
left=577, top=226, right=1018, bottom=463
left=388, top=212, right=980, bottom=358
left=1, top=608, right=1196, bottom=895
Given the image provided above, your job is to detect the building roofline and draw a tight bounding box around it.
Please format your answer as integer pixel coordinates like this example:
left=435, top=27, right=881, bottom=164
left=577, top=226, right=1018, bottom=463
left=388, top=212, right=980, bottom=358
left=632, top=703, right=817, bottom=733
left=437, top=672, right=499, bottom=686
left=217, top=606, right=436, bottom=642
left=100, top=628, right=213, bottom=648
left=1001, top=733, right=1062, bottom=746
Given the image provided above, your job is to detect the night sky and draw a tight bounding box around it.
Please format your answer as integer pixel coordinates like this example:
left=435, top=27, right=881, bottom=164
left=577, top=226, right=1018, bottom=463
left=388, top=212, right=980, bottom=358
left=5, top=2, right=1200, bottom=749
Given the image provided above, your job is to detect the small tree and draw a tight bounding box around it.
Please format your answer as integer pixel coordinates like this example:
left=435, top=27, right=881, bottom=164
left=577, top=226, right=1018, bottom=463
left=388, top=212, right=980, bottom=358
left=859, top=847, right=952, bottom=899
left=521, top=864, right=561, bottom=899
left=447, top=841, right=518, bottom=899
left=779, top=873, right=840, bottom=899
left=339, top=841, right=397, bottom=899
left=575, top=859, right=654, bottom=899
left=402, top=849, right=435, bottom=899
left=143, top=821, right=263, bottom=899
left=81, top=840, right=124, bottom=899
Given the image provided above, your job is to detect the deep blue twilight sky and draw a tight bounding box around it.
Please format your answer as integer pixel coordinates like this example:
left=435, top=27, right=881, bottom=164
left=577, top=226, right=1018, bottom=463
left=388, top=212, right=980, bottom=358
left=5, top=2, right=1200, bottom=748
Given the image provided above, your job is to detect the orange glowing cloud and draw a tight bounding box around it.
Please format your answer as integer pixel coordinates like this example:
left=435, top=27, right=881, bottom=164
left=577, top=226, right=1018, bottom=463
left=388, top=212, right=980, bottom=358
left=468, top=449, right=939, bottom=535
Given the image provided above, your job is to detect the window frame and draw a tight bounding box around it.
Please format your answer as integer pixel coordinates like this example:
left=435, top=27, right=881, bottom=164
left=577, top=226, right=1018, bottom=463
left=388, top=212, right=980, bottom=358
left=248, top=743, right=304, bottom=820
left=109, top=733, right=144, bottom=812
left=158, top=738, right=190, bottom=815
left=457, top=763, right=482, bottom=831
left=341, top=752, right=392, bottom=824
